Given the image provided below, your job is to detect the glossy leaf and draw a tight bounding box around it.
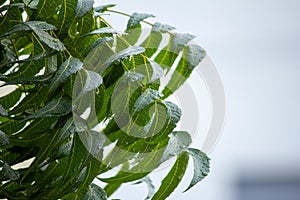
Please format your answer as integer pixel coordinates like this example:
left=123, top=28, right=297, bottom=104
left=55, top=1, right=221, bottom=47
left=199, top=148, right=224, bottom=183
left=99, top=131, right=189, bottom=184
left=127, top=13, right=154, bottom=29
left=184, top=148, right=210, bottom=192
left=2, top=21, right=65, bottom=51
left=0, top=3, right=25, bottom=14
left=2, top=21, right=57, bottom=37
left=152, top=152, right=189, bottom=200
left=0, top=1, right=22, bottom=36
left=30, top=25, right=65, bottom=51
left=76, top=69, right=103, bottom=94
left=0, top=0, right=209, bottom=198
left=4, top=74, right=53, bottom=85
left=0, top=103, right=8, bottom=116
left=83, top=183, right=107, bottom=200
left=0, top=130, right=9, bottom=146
left=160, top=131, right=192, bottom=163
left=0, top=119, right=27, bottom=135
left=48, top=57, right=83, bottom=94
left=75, top=0, right=94, bottom=18
left=162, top=44, right=206, bottom=98
left=154, top=33, right=195, bottom=68
left=94, top=4, right=116, bottom=13
left=103, top=46, right=145, bottom=69
left=83, top=27, right=123, bottom=37
left=152, top=22, right=175, bottom=33
left=35, top=0, right=63, bottom=23
left=24, top=94, right=71, bottom=120
left=0, top=162, right=20, bottom=181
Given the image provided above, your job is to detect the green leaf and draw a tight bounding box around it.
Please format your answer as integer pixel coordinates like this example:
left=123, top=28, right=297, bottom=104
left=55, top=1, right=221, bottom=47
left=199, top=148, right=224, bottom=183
left=82, top=37, right=113, bottom=58
left=0, top=2, right=22, bottom=36
left=162, top=44, right=206, bottom=98
left=17, top=50, right=57, bottom=63
left=132, top=89, right=162, bottom=114
left=48, top=57, right=83, bottom=94
left=121, top=54, right=164, bottom=84
left=127, top=13, right=155, bottom=29
left=35, top=0, right=63, bottom=24
left=24, top=94, right=71, bottom=120
left=4, top=36, right=47, bottom=80
left=154, top=33, right=195, bottom=68
left=184, top=148, right=210, bottom=192
left=29, top=25, right=65, bottom=51
left=103, top=183, right=121, bottom=198
left=152, top=152, right=189, bottom=200
left=160, top=131, right=192, bottom=163
left=4, top=74, right=53, bottom=86
left=9, top=86, right=47, bottom=115
left=75, top=0, right=94, bottom=18
left=98, top=46, right=145, bottom=72
left=0, top=161, right=20, bottom=181
left=94, top=4, right=116, bottom=13
left=48, top=131, right=103, bottom=199
left=120, top=13, right=154, bottom=47
left=0, top=130, right=9, bottom=146
left=26, top=157, right=70, bottom=197
left=0, top=119, right=27, bottom=135
left=150, top=101, right=182, bottom=141
left=53, top=118, right=75, bottom=147
left=18, top=123, right=71, bottom=182
left=0, top=3, right=25, bottom=13
left=9, top=117, right=58, bottom=146
left=152, top=22, right=175, bottom=33
left=100, top=170, right=149, bottom=185
left=83, top=183, right=107, bottom=200
left=75, top=69, right=103, bottom=95
left=56, top=0, right=78, bottom=34
left=99, top=134, right=169, bottom=183
left=83, top=27, right=123, bottom=37
left=0, top=103, right=8, bottom=116
left=99, top=131, right=189, bottom=184
left=72, top=69, right=103, bottom=120
left=3, top=21, right=65, bottom=51
left=0, top=0, right=209, bottom=197
left=2, top=21, right=57, bottom=37
left=140, top=31, right=163, bottom=58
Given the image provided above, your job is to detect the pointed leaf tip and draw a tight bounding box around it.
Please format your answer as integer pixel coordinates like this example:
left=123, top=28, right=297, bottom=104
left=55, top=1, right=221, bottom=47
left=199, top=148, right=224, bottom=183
left=127, top=13, right=155, bottom=28
left=184, top=148, right=210, bottom=192
left=83, top=183, right=107, bottom=200
left=152, top=152, right=189, bottom=200
left=94, top=4, right=116, bottom=13
left=152, top=22, right=175, bottom=33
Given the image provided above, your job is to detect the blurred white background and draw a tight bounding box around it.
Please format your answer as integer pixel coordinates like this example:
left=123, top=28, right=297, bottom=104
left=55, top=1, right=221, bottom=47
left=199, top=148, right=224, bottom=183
left=95, top=0, right=300, bottom=199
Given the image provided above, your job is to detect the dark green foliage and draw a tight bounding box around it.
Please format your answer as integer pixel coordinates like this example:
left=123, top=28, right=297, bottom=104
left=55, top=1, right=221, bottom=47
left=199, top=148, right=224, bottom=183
left=0, top=0, right=210, bottom=199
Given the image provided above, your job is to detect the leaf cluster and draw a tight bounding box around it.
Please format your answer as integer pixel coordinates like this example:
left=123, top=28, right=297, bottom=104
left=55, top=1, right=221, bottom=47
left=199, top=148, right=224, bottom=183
left=0, top=0, right=209, bottom=199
